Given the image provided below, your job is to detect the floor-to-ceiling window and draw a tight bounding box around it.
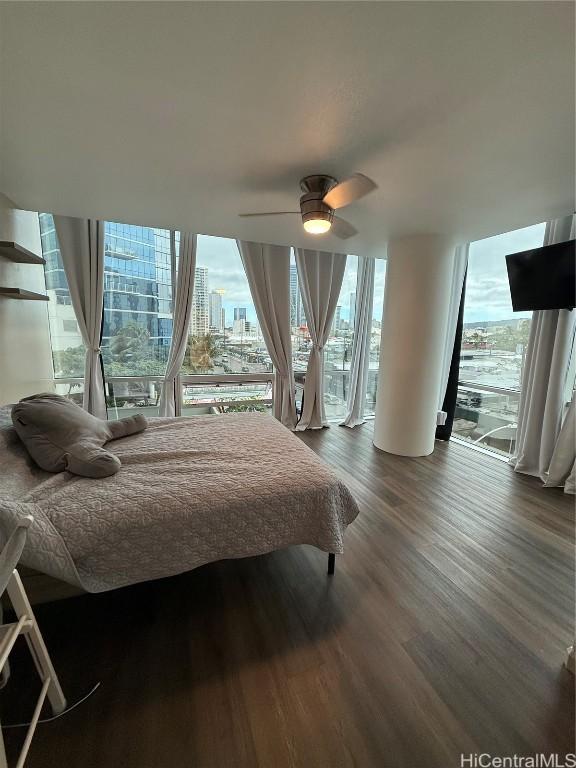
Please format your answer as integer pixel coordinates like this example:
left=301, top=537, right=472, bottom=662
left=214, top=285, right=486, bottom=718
left=40, top=217, right=385, bottom=422
left=40, top=213, right=85, bottom=383
left=40, top=214, right=175, bottom=417
left=322, top=256, right=358, bottom=421
left=322, top=255, right=387, bottom=422
left=102, top=223, right=173, bottom=374
left=289, top=252, right=310, bottom=417
left=179, top=235, right=273, bottom=415
left=453, top=222, right=546, bottom=456
left=365, top=257, right=386, bottom=416
left=101, top=222, right=174, bottom=418
left=41, top=213, right=86, bottom=404
left=290, top=254, right=386, bottom=423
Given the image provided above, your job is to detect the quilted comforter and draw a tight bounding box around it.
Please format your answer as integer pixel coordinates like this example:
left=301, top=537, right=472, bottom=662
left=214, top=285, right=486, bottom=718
left=0, top=412, right=359, bottom=593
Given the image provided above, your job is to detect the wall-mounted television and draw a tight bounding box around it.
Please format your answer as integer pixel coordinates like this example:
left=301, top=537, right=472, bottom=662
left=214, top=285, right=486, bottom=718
left=505, top=239, right=575, bottom=312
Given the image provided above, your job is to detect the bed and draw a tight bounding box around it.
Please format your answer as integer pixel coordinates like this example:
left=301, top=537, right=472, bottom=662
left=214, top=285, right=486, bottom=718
left=0, top=409, right=359, bottom=593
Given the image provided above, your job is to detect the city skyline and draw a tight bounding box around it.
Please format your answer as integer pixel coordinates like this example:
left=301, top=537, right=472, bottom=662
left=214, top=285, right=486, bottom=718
left=42, top=217, right=544, bottom=358
left=196, top=236, right=386, bottom=324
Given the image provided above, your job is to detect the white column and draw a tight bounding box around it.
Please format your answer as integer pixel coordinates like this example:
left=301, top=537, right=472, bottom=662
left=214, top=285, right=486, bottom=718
left=373, top=234, right=456, bottom=457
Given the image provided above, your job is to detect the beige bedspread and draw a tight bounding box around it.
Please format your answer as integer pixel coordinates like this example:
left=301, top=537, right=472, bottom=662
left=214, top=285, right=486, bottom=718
left=0, top=413, right=359, bottom=592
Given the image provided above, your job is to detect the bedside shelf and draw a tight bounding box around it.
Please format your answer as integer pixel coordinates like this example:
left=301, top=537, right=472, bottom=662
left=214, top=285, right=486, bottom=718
left=0, top=287, right=49, bottom=301
left=0, top=241, right=45, bottom=265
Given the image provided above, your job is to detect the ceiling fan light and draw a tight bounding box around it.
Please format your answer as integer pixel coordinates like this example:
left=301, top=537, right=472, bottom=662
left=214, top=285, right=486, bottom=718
left=303, top=218, right=332, bottom=235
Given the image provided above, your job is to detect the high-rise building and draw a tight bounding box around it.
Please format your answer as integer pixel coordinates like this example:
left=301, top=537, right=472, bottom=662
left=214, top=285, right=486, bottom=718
left=349, top=292, right=356, bottom=330
left=103, top=222, right=173, bottom=354
left=233, top=318, right=246, bottom=336
left=191, top=267, right=209, bottom=336
left=290, top=264, right=303, bottom=327
left=332, top=305, right=342, bottom=334
left=209, top=289, right=225, bottom=332
left=234, top=307, right=247, bottom=321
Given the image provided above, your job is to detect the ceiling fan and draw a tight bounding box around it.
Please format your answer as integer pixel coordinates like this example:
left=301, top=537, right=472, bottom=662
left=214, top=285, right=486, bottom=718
left=239, top=173, right=377, bottom=239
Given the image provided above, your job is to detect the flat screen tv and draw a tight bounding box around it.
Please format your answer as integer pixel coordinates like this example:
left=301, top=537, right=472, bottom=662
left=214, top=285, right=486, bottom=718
left=505, top=239, right=575, bottom=311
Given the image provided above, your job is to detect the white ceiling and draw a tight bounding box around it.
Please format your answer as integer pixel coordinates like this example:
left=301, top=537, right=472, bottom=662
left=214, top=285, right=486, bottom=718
left=0, top=1, right=573, bottom=256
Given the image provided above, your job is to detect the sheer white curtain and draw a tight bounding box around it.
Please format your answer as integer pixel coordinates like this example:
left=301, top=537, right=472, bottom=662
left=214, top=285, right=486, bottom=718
left=295, top=249, right=346, bottom=430
left=53, top=215, right=106, bottom=419
left=511, top=214, right=576, bottom=489
left=237, top=241, right=296, bottom=428
left=159, top=232, right=196, bottom=417
left=340, top=255, right=375, bottom=428
left=437, top=244, right=468, bottom=426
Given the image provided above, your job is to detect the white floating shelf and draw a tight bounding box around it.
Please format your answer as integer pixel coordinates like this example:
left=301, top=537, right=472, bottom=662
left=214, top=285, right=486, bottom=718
left=0, top=287, right=49, bottom=301
left=0, top=241, right=45, bottom=265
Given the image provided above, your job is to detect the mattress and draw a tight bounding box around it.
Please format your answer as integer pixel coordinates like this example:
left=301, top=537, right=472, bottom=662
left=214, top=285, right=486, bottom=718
left=0, top=412, right=359, bottom=592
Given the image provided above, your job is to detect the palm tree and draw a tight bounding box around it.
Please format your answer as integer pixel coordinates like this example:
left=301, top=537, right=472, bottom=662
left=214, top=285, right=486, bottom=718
left=183, top=333, right=217, bottom=373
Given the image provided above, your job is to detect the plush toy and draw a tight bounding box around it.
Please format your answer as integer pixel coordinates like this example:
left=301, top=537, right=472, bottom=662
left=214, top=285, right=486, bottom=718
left=11, top=393, right=147, bottom=478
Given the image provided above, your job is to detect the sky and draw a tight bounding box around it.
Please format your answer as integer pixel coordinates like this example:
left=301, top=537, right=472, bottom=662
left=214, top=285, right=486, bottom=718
left=196, top=237, right=386, bottom=324
left=195, top=221, right=545, bottom=327
left=464, top=222, right=546, bottom=323
left=195, top=235, right=257, bottom=321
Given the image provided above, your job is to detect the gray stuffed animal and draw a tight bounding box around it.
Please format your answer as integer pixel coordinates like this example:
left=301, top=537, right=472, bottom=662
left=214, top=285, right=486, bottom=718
left=11, top=393, right=147, bottom=478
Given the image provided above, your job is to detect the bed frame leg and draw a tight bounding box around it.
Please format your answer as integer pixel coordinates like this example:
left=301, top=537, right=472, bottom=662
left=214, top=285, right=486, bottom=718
left=327, top=553, right=335, bottom=576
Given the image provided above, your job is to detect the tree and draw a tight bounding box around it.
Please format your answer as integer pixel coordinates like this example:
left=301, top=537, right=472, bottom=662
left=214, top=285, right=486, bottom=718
left=182, top=334, right=217, bottom=373
left=224, top=403, right=267, bottom=413
left=106, top=322, right=151, bottom=364
left=53, top=344, right=85, bottom=379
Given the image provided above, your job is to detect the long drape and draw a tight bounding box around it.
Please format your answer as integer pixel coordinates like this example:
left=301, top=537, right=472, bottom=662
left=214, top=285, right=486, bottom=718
left=511, top=214, right=576, bottom=487
left=545, top=394, right=575, bottom=492
left=159, top=232, right=197, bottom=417
left=53, top=215, right=106, bottom=419
left=295, top=249, right=346, bottom=430
left=437, top=244, right=469, bottom=426
left=237, top=241, right=296, bottom=428
left=340, top=255, right=375, bottom=428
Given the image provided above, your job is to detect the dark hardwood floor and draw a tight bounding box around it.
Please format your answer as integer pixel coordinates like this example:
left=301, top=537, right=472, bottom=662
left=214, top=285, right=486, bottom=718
left=3, top=423, right=574, bottom=767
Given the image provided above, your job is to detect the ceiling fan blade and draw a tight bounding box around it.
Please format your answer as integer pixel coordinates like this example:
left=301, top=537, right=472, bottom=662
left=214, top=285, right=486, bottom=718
left=238, top=212, right=300, bottom=217
left=331, top=216, right=357, bottom=239
left=323, top=173, right=377, bottom=210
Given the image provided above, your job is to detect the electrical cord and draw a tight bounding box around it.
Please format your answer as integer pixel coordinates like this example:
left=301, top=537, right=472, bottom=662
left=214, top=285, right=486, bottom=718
left=2, top=682, right=101, bottom=729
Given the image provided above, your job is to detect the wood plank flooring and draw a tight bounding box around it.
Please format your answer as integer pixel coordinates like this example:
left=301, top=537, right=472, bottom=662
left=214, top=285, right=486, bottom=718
left=2, top=423, right=574, bottom=767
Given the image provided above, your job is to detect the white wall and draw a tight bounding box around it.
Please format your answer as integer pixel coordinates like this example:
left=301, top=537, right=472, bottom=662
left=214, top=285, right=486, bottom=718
left=0, top=193, right=55, bottom=403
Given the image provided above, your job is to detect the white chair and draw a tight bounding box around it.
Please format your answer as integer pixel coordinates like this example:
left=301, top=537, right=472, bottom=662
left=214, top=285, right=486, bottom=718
left=0, top=517, right=66, bottom=768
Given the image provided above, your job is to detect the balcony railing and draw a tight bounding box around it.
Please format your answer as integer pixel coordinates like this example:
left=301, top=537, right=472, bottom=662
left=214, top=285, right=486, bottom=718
left=55, top=374, right=518, bottom=456
left=452, top=380, right=521, bottom=458
left=180, top=373, right=273, bottom=415
left=322, top=366, right=380, bottom=420
left=54, top=373, right=274, bottom=419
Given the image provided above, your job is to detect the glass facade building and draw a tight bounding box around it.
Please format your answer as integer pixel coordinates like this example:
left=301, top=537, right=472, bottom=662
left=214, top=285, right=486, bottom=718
left=103, top=222, right=172, bottom=357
